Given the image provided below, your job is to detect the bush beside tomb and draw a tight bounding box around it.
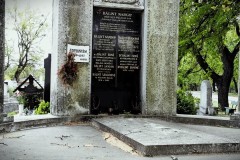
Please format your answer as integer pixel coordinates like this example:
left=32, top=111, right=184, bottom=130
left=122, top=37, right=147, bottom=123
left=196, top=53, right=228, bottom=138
left=35, top=100, right=50, bottom=115
left=177, top=89, right=197, bottom=115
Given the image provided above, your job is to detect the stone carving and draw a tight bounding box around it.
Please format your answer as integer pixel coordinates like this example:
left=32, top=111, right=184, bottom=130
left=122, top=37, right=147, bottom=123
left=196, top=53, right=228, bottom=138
left=94, top=0, right=143, bottom=6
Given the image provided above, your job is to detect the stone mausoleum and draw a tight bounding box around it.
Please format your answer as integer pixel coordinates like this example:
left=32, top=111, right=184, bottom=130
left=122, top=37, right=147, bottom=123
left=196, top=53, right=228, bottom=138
left=51, top=0, right=179, bottom=116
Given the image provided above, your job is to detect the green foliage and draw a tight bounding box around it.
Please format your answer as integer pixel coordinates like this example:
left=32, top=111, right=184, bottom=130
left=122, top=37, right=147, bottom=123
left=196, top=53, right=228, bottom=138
left=178, top=0, right=240, bottom=108
left=7, top=111, right=18, bottom=117
left=177, top=89, right=197, bottom=115
left=7, top=87, right=15, bottom=97
left=35, top=100, right=50, bottom=115
left=17, top=94, right=26, bottom=105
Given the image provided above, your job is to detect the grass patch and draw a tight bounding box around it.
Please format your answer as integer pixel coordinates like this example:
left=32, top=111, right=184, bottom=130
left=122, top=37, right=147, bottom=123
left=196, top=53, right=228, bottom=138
left=7, top=111, right=18, bottom=117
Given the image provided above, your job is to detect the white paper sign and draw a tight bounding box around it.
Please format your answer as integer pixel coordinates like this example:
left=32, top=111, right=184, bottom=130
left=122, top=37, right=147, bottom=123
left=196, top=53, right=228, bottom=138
left=67, top=44, right=89, bottom=63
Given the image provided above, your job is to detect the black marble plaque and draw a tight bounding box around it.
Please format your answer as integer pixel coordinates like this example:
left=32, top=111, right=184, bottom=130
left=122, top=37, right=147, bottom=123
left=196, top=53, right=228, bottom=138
left=91, top=7, right=141, bottom=114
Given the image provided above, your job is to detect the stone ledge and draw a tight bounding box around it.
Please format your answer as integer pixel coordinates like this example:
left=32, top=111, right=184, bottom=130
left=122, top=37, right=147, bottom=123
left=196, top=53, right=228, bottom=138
left=92, top=118, right=240, bottom=156
left=170, top=115, right=240, bottom=128
left=0, top=115, right=108, bottom=133
left=230, top=113, right=240, bottom=121
left=122, top=114, right=240, bottom=128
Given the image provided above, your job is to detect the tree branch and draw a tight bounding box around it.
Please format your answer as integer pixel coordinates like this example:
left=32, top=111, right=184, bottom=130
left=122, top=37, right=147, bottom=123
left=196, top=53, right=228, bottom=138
left=193, top=43, right=220, bottom=80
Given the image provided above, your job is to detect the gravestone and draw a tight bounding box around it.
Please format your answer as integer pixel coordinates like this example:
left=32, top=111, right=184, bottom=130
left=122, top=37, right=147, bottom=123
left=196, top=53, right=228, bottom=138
left=199, top=80, right=214, bottom=115
left=51, top=0, right=179, bottom=116
left=44, top=54, right=51, bottom=102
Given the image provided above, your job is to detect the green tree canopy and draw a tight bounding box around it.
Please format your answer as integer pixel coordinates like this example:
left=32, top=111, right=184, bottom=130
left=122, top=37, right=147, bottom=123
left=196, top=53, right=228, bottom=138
left=179, top=0, right=240, bottom=109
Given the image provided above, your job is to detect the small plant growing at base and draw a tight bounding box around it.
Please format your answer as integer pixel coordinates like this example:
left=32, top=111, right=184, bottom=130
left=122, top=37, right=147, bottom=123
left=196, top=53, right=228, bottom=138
left=7, top=111, right=18, bottom=117
left=58, top=52, right=78, bottom=86
left=35, top=100, right=50, bottom=115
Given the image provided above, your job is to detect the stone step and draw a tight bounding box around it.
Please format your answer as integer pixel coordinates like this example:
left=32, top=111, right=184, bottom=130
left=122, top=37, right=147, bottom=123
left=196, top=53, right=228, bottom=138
left=92, top=117, right=240, bottom=156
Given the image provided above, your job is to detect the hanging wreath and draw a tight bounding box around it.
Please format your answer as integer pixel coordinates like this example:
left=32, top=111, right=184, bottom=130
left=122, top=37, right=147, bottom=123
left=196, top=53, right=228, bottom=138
left=58, top=52, right=78, bottom=86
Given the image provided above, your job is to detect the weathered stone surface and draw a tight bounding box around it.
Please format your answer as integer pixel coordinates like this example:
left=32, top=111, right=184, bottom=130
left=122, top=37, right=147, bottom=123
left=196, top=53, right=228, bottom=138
left=52, top=0, right=179, bottom=116
left=93, top=118, right=240, bottom=156
left=3, top=102, right=18, bottom=113
left=199, top=80, right=214, bottom=115
left=93, top=0, right=144, bottom=10
left=230, top=113, right=240, bottom=121
left=94, top=0, right=143, bottom=5
left=145, top=0, right=179, bottom=115
left=0, top=1, right=5, bottom=122
left=51, top=0, right=92, bottom=116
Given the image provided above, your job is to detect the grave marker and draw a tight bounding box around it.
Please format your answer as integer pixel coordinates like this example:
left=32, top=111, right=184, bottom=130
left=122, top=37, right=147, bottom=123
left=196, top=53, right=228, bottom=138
left=199, top=80, right=214, bottom=115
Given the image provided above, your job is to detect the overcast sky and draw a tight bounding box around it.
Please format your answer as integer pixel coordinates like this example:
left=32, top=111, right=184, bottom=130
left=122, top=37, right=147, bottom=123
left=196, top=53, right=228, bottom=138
left=5, top=0, right=53, bottom=60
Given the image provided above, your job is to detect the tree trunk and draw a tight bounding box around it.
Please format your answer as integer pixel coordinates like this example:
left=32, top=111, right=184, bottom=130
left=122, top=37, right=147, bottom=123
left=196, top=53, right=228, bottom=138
left=14, top=68, right=23, bottom=83
left=216, top=47, right=235, bottom=110
left=217, top=79, right=230, bottom=110
left=0, top=0, right=5, bottom=121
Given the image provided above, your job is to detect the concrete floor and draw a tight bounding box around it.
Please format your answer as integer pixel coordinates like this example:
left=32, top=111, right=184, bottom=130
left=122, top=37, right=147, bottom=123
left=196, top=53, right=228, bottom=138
left=0, top=123, right=240, bottom=160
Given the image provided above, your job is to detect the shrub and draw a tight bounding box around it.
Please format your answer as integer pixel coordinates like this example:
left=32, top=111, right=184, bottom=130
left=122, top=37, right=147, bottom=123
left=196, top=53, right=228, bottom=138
left=177, top=89, right=196, bottom=114
left=35, top=100, right=50, bottom=115
left=16, top=93, right=27, bottom=105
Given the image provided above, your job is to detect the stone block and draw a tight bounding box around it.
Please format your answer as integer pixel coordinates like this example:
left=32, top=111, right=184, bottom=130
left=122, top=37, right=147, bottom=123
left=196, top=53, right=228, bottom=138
left=230, top=113, right=240, bottom=121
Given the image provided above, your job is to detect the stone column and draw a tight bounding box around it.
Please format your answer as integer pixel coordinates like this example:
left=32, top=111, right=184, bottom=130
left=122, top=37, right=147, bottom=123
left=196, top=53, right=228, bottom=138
left=0, top=0, right=5, bottom=122
left=145, top=0, right=179, bottom=115
left=51, top=0, right=92, bottom=116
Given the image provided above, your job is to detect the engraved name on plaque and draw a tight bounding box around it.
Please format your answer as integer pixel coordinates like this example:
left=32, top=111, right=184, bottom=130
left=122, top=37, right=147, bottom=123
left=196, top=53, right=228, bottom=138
left=92, top=7, right=141, bottom=113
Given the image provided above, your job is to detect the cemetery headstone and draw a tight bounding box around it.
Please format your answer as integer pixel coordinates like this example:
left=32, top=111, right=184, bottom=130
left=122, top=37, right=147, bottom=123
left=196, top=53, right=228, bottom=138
left=199, top=80, right=214, bottom=115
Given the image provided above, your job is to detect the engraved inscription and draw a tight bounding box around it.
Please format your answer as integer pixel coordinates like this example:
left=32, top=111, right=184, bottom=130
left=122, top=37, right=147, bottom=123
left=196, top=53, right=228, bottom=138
left=92, top=8, right=141, bottom=84
left=91, top=7, right=142, bottom=113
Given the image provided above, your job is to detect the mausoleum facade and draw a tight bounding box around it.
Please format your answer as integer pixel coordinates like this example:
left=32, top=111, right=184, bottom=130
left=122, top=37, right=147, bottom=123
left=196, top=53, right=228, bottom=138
left=51, top=0, right=179, bottom=116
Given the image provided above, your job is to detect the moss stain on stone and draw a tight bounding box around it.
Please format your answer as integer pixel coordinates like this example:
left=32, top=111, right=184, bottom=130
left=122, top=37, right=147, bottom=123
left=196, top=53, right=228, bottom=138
left=63, top=1, right=90, bottom=114
left=67, top=4, right=80, bottom=44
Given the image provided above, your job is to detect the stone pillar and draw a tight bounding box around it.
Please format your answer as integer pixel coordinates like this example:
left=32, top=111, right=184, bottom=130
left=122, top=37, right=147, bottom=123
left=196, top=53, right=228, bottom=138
left=0, top=0, right=5, bottom=122
left=145, top=0, right=179, bottom=115
left=51, top=0, right=92, bottom=116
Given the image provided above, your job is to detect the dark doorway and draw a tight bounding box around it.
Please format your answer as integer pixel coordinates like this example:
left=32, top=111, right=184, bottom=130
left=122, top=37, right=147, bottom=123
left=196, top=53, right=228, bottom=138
left=91, top=7, right=142, bottom=114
